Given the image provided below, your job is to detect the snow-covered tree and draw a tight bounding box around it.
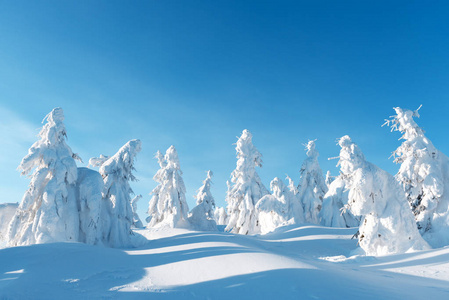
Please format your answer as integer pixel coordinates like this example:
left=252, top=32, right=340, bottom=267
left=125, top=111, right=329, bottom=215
left=385, top=106, right=449, bottom=247
left=76, top=167, right=104, bottom=245
left=297, top=140, right=327, bottom=224
left=0, top=203, right=18, bottom=242
left=320, top=175, right=359, bottom=228
left=286, top=175, right=305, bottom=224
left=256, top=177, right=290, bottom=234
left=188, top=171, right=217, bottom=231
left=320, top=137, right=361, bottom=228
left=147, top=146, right=189, bottom=228
left=90, top=139, right=141, bottom=248
left=214, top=207, right=228, bottom=226
left=195, top=171, right=215, bottom=218
left=8, top=108, right=82, bottom=246
left=146, top=151, right=165, bottom=225
left=338, top=135, right=429, bottom=256
left=131, top=195, right=143, bottom=229
left=225, top=130, right=269, bottom=235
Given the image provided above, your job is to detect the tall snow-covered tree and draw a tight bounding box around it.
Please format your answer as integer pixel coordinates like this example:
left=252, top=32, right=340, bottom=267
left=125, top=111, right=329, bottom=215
left=385, top=106, right=449, bottom=247
left=225, top=130, right=269, bottom=235
left=188, top=171, right=217, bottom=231
left=131, top=195, right=143, bottom=229
left=339, top=135, right=429, bottom=256
left=90, top=139, right=141, bottom=248
left=256, top=177, right=291, bottom=234
left=147, top=146, right=189, bottom=228
left=285, top=175, right=305, bottom=224
left=297, top=140, right=327, bottom=224
left=8, top=108, right=82, bottom=246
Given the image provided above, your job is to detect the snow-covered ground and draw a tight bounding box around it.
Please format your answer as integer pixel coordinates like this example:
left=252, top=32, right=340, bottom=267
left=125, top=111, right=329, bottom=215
left=1, top=224, right=449, bottom=299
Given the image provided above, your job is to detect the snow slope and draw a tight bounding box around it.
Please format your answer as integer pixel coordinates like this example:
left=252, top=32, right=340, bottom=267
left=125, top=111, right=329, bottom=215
left=1, top=225, right=449, bottom=299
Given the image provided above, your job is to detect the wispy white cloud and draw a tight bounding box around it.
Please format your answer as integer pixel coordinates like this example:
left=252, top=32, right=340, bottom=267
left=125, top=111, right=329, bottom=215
left=0, top=106, right=38, bottom=164
left=0, top=106, right=38, bottom=203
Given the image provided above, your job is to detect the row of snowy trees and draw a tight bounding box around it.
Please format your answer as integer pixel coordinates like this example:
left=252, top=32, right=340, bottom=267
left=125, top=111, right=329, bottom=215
left=5, top=106, right=449, bottom=256
left=5, top=108, right=219, bottom=248
left=212, top=106, right=449, bottom=255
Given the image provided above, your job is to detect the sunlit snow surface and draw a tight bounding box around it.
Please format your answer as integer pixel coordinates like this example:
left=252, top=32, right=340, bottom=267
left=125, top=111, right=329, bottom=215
left=1, top=225, right=449, bottom=299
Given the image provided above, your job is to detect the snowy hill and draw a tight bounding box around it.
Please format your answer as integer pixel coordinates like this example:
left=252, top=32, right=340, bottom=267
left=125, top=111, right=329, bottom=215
left=1, top=225, right=449, bottom=299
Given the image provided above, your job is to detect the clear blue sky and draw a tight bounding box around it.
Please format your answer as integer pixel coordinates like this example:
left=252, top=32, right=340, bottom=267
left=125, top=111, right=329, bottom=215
left=1, top=1, right=449, bottom=220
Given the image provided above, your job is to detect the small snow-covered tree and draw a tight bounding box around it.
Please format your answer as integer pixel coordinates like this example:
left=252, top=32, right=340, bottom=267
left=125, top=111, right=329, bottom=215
left=0, top=203, right=18, bottom=242
left=90, top=139, right=141, bottom=248
left=256, top=177, right=290, bottom=234
left=214, top=181, right=233, bottom=226
left=194, top=170, right=215, bottom=218
left=339, top=135, right=429, bottom=256
left=8, top=108, right=82, bottom=246
left=225, top=130, right=269, bottom=235
left=146, top=151, right=165, bottom=225
left=320, top=175, right=359, bottom=228
left=297, top=140, right=327, bottom=224
left=214, top=207, right=228, bottom=226
left=131, top=195, right=143, bottom=229
left=147, top=146, right=189, bottom=228
left=76, top=167, right=104, bottom=245
left=325, top=171, right=335, bottom=188
left=188, top=171, right=217, bottom=231
left=385, top=106, right=449, bottom=247
left=320, top=138, right=361, bottom=228
left=285, top=175, right=305, bottom=224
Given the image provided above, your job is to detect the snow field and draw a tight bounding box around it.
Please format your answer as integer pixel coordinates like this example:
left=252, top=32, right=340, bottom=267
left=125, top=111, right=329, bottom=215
left=1, top=225, right=449, bottom=299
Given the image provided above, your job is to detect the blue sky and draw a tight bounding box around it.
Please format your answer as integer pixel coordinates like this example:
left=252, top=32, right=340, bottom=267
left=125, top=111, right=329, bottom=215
left=1, top=1, right=449, bottom=220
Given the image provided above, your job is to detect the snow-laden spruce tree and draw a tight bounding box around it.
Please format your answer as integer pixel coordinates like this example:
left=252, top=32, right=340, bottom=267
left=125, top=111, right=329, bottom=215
left=131, top=195, right=143, bottom=228
left=8, top=108, right=82, bottom=246
left=188, top=170, right=217, bottom=231
left=297, top=140, right=328, bottom=224
left=225, top=130, right=269, bottom=235
left=90, top=139, right=141, bottom=248
left=338, top=135, right=429, bottom=256
left=256, top=177, right=291, bottom=234
left=385, top=106, right=449, bottom=247
left=147, top=146, right=189, bottom=228
left=286, top=175, right=305, bottom=224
